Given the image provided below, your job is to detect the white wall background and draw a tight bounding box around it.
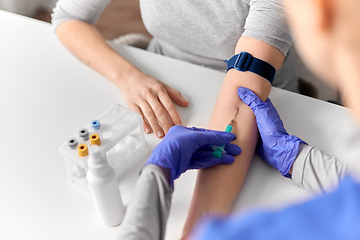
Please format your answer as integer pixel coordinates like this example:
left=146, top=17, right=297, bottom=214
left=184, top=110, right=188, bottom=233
left=0, top=0, right=57, bottom=16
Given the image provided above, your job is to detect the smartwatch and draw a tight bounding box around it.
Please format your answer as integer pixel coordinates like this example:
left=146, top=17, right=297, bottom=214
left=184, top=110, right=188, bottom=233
left=225, top=51, right=276, bottom=84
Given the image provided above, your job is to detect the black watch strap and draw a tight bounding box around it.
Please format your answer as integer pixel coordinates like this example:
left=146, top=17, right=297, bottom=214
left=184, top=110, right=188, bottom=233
left=225, top=52, right=276, bottom=84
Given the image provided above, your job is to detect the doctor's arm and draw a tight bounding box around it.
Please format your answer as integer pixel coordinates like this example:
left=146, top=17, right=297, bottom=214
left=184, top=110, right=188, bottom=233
left=116, top=126, right=241, bottom=240
left=191, top=176, right=360, bottom=240
left=237, top=87, right=352, bottom=193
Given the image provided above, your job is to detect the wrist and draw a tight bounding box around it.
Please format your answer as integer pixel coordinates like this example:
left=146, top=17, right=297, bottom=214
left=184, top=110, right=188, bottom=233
left=286, top=142, right=306, bottom=177
left=158, top=166, right=172, bottom=185
left=147, top=163, right=171, bottom=184
left=111, top=63, right=140, bottom=86
left=288, top=164, right=294, bottom=175
left=146, top=154, right=173, bottom=183
left=143, top=164, right=172, bottom=186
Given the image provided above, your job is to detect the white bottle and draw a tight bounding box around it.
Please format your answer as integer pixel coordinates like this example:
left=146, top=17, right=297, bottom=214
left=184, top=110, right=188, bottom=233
left=87, top=145, right=125, bottom=226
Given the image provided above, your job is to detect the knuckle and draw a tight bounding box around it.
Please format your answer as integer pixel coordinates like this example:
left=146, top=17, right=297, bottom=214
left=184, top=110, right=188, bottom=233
left=152, top=104, right=163, bottom=114
left=140, top=87, right=152, bottom=97
left=172, top=89, right=180, bottom=95
left=154, top=107, right=167, bottom=118
left=142, top=108, right=154, bottom=117
left=165, top=103, right=176, bottom=112
left=125, top=96, right=136, bottom=105
left=169, top=89, right=180, bottom=98
left=153, top=84, right=166, bottom=93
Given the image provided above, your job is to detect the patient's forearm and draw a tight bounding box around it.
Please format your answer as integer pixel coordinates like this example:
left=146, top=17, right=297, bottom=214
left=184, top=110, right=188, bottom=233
left=182, top=37, right=284, bottom=238
left=55, top=20, right=139, bottom=84
left=182, top=73, right=262, bottom=237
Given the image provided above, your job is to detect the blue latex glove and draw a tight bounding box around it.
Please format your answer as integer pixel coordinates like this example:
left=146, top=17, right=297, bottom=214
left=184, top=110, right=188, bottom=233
left=191, top=176, right=360, bottom=240
left=146, top=125, right=242, bottom=184
left=237, top=87, right=305, bottom=177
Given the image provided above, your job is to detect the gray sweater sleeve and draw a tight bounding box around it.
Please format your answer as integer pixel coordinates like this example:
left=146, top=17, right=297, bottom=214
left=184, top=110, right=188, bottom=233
left=51, top=0, right=111, bottom=30
left=292, top=144, right=352, bottom=194
left=116, top=164, right=173, bottom=240
left=243, top=0, right=292, bottom=56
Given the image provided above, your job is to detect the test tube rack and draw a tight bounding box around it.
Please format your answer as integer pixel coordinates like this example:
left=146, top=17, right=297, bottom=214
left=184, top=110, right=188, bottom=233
left=59, top=103, right=149, bottom=189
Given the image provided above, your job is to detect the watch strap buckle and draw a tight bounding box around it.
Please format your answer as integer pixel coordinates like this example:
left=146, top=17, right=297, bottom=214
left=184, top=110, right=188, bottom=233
left=224, top=51, right=276, bottom=84
left=235, top=52, right=252, bottom=71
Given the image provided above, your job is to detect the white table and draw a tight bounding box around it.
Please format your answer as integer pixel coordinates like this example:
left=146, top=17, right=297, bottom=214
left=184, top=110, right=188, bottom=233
left=1, top=10, right=360, bottom=240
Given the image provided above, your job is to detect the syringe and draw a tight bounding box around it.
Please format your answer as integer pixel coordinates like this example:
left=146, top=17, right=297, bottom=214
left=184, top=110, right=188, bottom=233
left=213, top=108, right=239, bottom=158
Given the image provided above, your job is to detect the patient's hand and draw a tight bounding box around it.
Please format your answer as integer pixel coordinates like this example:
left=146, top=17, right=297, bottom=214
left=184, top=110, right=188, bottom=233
left=117, top=71, right=189, bottom=137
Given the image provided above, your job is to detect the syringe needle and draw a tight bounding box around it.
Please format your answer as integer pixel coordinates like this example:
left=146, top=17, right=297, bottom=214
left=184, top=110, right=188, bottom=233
left=228, top=108, right=239, bottom=127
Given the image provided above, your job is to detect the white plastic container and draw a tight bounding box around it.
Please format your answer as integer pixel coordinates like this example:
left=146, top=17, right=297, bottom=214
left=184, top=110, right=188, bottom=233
left=87, top=145, right=125, bottom=226
left=59, top=103, right=149, bottom=189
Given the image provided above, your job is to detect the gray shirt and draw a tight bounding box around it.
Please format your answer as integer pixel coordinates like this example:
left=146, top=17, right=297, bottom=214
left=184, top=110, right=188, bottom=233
left=52, top=0, right=298, bottom=92
left=116, top=146, right=352, bottom=239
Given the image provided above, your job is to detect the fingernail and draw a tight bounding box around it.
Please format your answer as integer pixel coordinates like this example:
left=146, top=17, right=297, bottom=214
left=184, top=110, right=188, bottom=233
left=145, top=128, right=151, bottom=134
left=157, top=131, right=164, bottom=137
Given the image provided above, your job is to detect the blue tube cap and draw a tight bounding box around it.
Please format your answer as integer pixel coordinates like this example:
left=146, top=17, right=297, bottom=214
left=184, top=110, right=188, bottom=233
left=90, top=119, right=101, bottom=130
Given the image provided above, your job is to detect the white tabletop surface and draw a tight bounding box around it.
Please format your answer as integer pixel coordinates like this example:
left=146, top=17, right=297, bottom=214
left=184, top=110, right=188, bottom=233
left=1, top=10, right=360, bottom=240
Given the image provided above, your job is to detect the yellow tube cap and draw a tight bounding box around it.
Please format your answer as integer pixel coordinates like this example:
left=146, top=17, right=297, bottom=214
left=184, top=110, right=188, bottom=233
left=78, top=144, right=88, bottom=157
left=90, top=133, right=101, bottom=146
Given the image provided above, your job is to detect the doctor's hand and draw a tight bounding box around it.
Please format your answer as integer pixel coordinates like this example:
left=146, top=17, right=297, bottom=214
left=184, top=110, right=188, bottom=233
left=237, top=87, right=305, bottom=177
left=118, top=71, right=189, bottom=138
left=146, top=125, right=242, bottom=185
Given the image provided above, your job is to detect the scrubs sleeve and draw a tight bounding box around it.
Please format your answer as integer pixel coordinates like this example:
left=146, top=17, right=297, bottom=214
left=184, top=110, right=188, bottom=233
left=191, top=176, right=360, bottom=240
